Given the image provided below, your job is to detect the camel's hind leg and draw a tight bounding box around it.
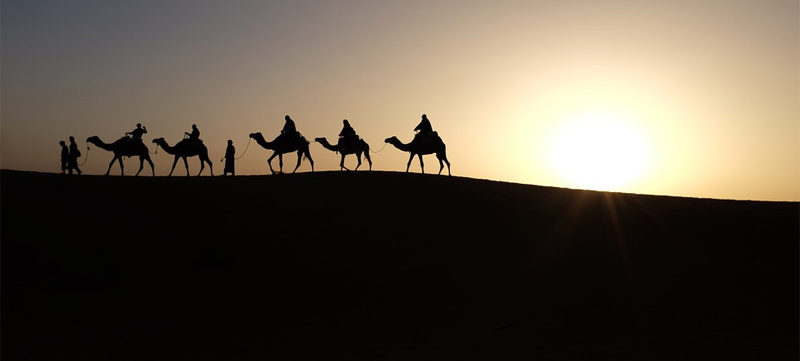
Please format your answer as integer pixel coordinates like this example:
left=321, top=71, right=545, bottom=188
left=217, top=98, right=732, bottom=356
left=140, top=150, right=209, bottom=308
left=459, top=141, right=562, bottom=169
left=144, top=156, right=155, bottom=176
left=354, top=153, right=363, bottom=171
left=136, top=158, right=145, bottom=176
left=363, top=151, right=372, bottom=171
left=437, top=151, right=451, bottom=176
left=417, top=154, right=425, bottom=174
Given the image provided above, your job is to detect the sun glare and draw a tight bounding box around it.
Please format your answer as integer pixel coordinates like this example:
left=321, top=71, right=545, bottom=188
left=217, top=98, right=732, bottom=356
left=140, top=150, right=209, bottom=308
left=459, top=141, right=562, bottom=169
left=546, top=112, right=650, bottom=192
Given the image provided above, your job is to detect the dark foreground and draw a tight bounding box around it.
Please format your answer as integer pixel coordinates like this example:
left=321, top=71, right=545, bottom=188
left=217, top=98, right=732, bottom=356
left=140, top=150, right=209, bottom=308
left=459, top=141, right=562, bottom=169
left=2, top=170, right=798, bottom=360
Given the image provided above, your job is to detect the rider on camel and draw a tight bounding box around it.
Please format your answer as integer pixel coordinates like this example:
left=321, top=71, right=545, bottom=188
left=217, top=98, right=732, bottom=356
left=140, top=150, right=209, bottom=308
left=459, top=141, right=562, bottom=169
left=337, top=119, right=358, bottom=150
left=413, top=114, right=435, bottom=144
left=281, top=115, right=299, bottom=141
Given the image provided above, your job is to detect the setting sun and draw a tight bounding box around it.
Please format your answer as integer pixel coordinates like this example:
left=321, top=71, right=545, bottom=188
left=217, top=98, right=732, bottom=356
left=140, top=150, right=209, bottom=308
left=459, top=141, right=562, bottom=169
left=546, top=112, right=651, bottom=192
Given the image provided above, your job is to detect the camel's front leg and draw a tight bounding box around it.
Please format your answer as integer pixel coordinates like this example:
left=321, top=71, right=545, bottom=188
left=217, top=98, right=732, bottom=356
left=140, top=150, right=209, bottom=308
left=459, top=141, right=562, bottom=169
left=340, top=154, right=348, bottom=171
left=267, top=152, right=279, bottom=174
left=169, top=156, right=180, bottom=176
left=182, top=156, right=191, bottom=176
left=278, top=153, right=285, bottom=173
left=116, top=156, right=125, bottom=176
left=405, top=153, right=414, bottom=173
left=105, top=156, right=118, bottom=176
left=417, top=154, right=425, bottom=174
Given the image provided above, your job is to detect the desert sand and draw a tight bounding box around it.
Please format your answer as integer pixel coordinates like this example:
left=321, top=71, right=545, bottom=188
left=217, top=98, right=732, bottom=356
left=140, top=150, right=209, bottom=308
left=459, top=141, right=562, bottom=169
left=2, top=169, right=797, bottom=360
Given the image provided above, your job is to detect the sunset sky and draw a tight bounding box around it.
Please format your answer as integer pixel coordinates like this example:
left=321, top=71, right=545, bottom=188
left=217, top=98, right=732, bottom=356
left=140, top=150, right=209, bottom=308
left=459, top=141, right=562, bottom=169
left=2, top=0, right=798, bottom=201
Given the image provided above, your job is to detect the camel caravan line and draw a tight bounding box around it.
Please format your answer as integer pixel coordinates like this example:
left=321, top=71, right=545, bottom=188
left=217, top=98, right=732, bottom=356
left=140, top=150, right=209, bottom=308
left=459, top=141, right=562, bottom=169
left=80, top=114, right=451, bottom=177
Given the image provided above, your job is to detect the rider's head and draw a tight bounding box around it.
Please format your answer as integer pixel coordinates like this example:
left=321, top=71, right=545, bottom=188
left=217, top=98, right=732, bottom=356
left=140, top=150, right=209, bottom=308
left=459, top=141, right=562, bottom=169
left=192, top=124, right=197, bottom=129
left=422, top=114, right=428, bottom=120
left=136, top=123, right=142, bottom=128
left=343, top=119, right=350, bottom=126
left=285, top=115, right=291, bottom=121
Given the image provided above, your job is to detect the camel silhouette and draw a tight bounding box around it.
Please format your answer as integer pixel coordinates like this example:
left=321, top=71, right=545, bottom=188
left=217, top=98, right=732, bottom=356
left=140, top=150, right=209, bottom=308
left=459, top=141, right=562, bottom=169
left=249, top=132, right=315, bottom=174
left=86, top=136, right=155, bottom=176
left=314, top=137, right=373, bottom=171
left=152, top=138, right=214, bottom=176
left=385, top=135, right=451, bottom=176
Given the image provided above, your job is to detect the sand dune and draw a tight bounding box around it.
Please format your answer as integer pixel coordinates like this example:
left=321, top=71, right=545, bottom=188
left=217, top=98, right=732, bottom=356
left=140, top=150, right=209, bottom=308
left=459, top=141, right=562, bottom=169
left=2, top=170, right=797, bottom=360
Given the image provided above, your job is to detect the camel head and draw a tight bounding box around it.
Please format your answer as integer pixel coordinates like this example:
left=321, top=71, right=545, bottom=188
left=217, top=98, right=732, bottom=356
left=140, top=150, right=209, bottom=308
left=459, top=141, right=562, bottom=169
left=385, top=136, right=399, bottom=144
left=249, top=132, right=262, bottom=139
left=86, top=136, right=100, bottom=144
left=152, top=138, right=167, bottom=148
left=314, top=137, right=328, bottom=144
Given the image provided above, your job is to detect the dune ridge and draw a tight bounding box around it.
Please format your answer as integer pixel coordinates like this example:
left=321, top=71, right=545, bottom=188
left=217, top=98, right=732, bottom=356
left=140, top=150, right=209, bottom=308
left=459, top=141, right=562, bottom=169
left=2, top=169, right=797, bottom=360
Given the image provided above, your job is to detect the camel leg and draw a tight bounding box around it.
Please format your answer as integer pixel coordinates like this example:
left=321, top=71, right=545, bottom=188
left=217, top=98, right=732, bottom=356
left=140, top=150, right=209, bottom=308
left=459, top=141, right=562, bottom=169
left=169, top=156, right=180, bottom=176
left=292, top=151, right=303, bottom=173
left=405, top=153, right=414, bottom=173
left=117, top=156, right=125, bottom=176
left=340, top=154, right=348, bottom=171
left=364, top=151, right=372, bottom=171
left=354, top=153, right=362, bottom=171
left=136, top=157, right=144, bottom=176
left=267, top=153, right=278, bottom=174
left=278, top=154, right=285, bottom=173
left=306, top=150, right=314, bottom=172
left=438, top=152, right=451, bottom=176
left=206, top=158, right=213, bottom=176
left=182, top=157, right=190, bottom=176
left=417, top=154, right=425, bottom=174
left=105, top=156, right=118, bottom=176
left=145, top=156, right=155, bottom=176
left=197, top=158, right=204, bottom=176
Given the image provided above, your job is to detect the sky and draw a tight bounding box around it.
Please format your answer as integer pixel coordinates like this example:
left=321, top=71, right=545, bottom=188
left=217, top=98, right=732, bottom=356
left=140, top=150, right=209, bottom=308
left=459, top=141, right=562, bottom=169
left=2, top=0, right=798, bottom=201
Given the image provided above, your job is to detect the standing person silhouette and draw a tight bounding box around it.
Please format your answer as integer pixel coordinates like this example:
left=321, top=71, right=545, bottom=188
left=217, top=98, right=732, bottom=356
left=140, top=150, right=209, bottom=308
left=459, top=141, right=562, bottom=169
left=222, top=139, right=235, bottom=176
left=413, top=113, right=434, bottom=143
left=67, top=136, right=82, bottom=175
left=59, top=140, right=69, bottom=174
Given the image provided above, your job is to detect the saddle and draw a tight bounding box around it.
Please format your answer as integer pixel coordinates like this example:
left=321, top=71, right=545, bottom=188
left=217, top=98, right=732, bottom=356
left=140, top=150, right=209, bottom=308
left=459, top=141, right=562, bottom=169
left=412, top=131, right=438, bottom=146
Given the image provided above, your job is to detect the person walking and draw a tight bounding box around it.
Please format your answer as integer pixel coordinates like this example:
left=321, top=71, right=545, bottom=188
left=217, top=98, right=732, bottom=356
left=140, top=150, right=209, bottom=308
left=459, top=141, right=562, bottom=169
left=59, top=140, right=69, bottom=173
left=221, top=139, right=235, bottom=176
left=67, top=136, right=82, bottom=175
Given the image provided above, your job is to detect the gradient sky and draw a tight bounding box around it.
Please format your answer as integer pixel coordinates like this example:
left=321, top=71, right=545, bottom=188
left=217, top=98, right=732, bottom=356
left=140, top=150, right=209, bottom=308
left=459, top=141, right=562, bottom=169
left=2, top=0, right=798, bottom=201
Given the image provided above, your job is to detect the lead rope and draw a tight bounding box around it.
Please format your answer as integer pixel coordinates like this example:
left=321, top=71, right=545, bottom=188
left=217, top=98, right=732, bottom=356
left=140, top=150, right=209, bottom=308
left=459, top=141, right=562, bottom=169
left=78, top=142, right=90, bottom=166
left=234, top=137, right=252, bottom=160
left=370, top=142, right=389, bottom=153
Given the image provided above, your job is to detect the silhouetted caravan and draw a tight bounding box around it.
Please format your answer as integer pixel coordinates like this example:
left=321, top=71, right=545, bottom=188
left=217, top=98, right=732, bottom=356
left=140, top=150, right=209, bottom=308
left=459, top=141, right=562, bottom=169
left=385, top=134, right=451, bottom=175
left=152, top=137, right=214, bottom=176
left=86, top=135, right=155, bottom=176
left=315, top=137, right=372, bottom=171
left=249, top=132, right=314, bottom=174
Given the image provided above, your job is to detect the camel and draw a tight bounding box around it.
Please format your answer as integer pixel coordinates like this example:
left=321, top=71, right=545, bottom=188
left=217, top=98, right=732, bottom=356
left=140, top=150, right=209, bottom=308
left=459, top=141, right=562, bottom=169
left=249, top=132, right=315, bottom=174
left=86, top=136, right=155, bottom=176
left=385, top=134, right=451, bottom=176
left=151, top=138, right=213, bottom=176
left=314, top=137, right=372, bottom=171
